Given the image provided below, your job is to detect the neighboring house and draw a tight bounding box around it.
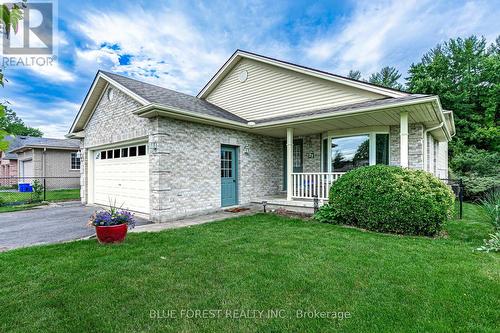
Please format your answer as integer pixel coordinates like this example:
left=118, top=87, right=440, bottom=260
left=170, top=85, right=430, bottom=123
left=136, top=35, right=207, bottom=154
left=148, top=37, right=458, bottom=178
left=8, top=136, right=81, bottom=189
left=0, top=136, right=24, bottom=186
left=67, top=50, right=456, bottom=222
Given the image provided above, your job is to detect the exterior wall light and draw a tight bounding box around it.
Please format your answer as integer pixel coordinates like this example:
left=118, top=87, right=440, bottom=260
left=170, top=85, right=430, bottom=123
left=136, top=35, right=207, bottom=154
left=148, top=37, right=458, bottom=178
left=148, top=142, right=158, bottom=153
left=243, top=145, right=250, bottom=154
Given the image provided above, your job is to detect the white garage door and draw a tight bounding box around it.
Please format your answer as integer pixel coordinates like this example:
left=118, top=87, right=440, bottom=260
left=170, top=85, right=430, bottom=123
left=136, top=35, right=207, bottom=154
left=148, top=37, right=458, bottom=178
left=94, top=144, right=149, bottom=214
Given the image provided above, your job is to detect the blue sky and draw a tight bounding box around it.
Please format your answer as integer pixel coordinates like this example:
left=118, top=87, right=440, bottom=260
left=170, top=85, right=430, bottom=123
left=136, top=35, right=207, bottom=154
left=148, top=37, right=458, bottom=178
left=2, top=0, right=499, bottom=138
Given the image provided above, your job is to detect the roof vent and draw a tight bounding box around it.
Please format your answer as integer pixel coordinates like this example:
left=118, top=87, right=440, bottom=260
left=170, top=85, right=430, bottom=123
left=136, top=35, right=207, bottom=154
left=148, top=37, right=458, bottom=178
left=239, top=70, right=248, bottom=82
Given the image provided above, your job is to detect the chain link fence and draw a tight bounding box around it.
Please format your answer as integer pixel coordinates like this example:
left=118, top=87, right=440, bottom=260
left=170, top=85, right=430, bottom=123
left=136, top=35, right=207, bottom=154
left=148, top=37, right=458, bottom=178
left=0, top=177, right=80, bottom=207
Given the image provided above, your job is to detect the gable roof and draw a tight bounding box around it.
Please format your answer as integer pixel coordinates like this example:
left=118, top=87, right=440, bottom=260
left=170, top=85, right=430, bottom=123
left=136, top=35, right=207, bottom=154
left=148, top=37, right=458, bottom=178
left=68, top=71, right=247, bottom=134
left=8, top=136, right=80, bottom=154
left=101, top=71, right=247, bottom=123
left=197, top=49, right=409, bottom=99
left=68, top=50, right=453, bottom=142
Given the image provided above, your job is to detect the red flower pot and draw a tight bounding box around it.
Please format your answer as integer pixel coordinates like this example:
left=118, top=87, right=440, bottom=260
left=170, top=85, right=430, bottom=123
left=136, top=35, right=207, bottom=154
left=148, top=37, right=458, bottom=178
left=95, top=224, right=128, bottom=244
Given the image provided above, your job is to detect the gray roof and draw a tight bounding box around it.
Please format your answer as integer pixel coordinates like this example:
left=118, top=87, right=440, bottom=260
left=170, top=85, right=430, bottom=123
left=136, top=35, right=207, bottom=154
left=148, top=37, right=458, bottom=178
left=254, top=94, right=431, bottom=124
left=2, top=136, right=24, bottom=159
left=99, top=71, right=431, bottom=126
left=101, top=71, right=248, bottom=123
left=7, top=136, right=80, bottom=154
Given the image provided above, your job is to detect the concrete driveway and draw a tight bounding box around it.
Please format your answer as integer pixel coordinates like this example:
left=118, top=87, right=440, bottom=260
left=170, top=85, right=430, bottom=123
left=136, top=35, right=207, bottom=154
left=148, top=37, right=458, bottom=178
left=0, top=201, right=150, bottom=251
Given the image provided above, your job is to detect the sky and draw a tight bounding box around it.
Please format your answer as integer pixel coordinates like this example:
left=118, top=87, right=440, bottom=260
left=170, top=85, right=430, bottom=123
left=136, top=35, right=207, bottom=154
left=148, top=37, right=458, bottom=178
left=1, top=0, right=499, bottom=138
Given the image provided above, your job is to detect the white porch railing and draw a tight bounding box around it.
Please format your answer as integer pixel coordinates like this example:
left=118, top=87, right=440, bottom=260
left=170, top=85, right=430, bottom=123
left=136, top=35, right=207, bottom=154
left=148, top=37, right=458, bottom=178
left=291, top=172, right=345, bottom=200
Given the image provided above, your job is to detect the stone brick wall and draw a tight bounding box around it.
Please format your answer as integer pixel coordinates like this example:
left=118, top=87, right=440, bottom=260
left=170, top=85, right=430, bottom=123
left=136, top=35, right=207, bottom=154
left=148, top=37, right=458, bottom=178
left=149, top=117, right=283, bottom=222
left=300, top=134, right=322, bottom=173
left=81, top=87, right=153, bottom=203
left=389, top=123, right=424, bottom=169
left=84, top=88, right=151, bottom=148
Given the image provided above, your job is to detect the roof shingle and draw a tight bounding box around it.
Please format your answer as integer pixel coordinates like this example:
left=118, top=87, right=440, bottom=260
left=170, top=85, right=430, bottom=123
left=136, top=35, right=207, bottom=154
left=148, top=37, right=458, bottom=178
left=101, top=71, right=248, bottom=123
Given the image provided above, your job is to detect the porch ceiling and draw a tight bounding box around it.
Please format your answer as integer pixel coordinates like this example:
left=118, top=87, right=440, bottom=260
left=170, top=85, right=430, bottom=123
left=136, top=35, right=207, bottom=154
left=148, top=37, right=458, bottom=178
left=250, top=100, right=443, bottom=138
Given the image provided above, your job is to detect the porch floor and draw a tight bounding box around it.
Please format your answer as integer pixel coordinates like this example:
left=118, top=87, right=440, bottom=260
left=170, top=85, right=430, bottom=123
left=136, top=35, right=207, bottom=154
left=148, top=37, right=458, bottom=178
left=251, top=194, right=327, bottom=213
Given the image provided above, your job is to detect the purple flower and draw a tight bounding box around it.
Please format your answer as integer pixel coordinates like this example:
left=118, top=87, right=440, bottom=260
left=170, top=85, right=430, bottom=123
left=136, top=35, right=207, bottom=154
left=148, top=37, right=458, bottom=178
left=88, top=209, right=136, bottom=228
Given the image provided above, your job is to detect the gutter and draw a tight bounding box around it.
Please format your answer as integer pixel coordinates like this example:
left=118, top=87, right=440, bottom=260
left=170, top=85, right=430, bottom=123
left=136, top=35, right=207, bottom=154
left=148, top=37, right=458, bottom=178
left=422, top=122, right=444, bottom=172
left=133, top=96, right=446, bottom=131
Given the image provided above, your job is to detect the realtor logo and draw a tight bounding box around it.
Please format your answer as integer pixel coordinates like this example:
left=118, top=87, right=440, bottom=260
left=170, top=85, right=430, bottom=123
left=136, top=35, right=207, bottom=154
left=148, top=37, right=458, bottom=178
left=1, top=1, right=57, bottom=67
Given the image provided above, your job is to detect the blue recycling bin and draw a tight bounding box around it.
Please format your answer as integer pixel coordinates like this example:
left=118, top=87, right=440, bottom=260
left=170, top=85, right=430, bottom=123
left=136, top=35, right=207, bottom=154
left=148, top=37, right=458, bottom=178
left=18, top=183, right=33, bottom=192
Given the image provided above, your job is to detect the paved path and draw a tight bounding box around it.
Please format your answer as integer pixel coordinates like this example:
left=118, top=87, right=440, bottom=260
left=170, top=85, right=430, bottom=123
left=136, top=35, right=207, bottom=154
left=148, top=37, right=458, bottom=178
left=131, top=205, right=260, bottom=233
left=0, top=202, right=150, bottom=251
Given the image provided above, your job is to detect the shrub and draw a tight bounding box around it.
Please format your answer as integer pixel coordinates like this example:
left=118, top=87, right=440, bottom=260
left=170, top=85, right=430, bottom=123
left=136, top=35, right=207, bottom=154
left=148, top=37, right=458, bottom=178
left=450, top=148, right=500, bottom=201
left=480, top=190, right=500, bottom=230
left=316, top=165, right=455, bottom=236
left=476, top=232, right=500, bottom=253
left=314, top=203, right=336, bottom=224
left=476, top=190, right=500, bottom=253
left=461, top=175, right=500, bottom=202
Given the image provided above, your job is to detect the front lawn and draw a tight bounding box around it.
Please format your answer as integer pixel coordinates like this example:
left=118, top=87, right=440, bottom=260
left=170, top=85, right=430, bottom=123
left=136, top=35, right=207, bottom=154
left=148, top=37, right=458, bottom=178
left=0, top=204, right=498, bottom=332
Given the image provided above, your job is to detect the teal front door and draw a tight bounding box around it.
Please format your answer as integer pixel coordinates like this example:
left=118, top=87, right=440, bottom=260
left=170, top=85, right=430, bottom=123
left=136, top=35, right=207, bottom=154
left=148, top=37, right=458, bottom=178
left=221, top=146, right=238, bottom=207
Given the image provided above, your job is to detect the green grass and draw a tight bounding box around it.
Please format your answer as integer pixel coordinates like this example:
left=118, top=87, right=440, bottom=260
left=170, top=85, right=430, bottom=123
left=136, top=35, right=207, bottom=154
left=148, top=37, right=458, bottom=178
left=0, top=203, right=46, bottom=213
left=0, top=205, right=498, bottom=332
left=0, top=189, right=80, bottom=208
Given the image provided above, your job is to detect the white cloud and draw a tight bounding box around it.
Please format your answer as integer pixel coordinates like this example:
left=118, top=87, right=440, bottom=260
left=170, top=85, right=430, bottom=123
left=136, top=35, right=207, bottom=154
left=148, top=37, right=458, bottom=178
left=74, top=7, right=230, bottom=94
left=27, top=62, right=76, bottom=82
left=7, top=99, right=80, bottom=138
left=303, top=0, right=500, bottom=76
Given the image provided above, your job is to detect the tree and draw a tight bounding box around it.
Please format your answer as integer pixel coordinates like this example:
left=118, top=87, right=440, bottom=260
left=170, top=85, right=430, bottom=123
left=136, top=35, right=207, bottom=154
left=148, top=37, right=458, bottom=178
left=407, top=35, right=500, bottom=199
left=347, top=70, right=362, bottom=81
left=0, top=1, right=27, bottom=150
left=407, top=35, right=499, bottom=153
left=0, top=107, right=43, bottom=137
left=368, top=66, right=403, bottom=90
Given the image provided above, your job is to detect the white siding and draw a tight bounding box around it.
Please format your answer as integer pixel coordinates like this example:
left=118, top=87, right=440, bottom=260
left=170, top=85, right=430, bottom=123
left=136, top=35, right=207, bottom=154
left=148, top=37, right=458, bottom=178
left=437, top=141, right=448, bottom=179
left=205, top=58, right=385, bottom=121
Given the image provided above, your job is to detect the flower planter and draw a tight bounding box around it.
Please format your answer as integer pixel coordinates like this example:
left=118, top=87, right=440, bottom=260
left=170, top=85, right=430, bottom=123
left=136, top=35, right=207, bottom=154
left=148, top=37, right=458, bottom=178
left=95, top=224, right=128, bottom=244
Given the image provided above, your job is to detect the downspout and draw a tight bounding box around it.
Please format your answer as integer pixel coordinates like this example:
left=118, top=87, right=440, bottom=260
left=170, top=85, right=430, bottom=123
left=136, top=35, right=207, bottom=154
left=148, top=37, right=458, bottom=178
left=422, top=122, right=443, bottom=172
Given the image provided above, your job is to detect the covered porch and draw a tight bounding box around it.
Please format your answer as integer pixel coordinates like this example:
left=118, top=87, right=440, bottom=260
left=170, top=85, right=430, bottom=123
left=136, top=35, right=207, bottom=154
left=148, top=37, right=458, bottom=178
left=249, top=96, right=452, bottom=203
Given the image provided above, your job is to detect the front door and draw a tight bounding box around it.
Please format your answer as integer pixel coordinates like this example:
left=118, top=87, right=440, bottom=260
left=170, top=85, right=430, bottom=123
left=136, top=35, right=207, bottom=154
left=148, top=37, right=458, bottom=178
left=221, top=146, right=238, bottom=207
left=282, top=139, right=303, bottom=191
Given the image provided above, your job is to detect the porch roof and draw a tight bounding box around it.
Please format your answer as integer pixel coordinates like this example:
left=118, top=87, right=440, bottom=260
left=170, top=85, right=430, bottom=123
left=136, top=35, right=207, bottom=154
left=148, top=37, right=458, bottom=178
left=134, top=94, right=452, bottom=141
left=250, top=95, right=451, bottom=141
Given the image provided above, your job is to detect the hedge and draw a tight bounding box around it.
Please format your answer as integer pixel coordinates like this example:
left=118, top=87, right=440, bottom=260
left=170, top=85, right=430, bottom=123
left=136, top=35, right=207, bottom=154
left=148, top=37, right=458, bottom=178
left=315, top=165, right=455, bottom=236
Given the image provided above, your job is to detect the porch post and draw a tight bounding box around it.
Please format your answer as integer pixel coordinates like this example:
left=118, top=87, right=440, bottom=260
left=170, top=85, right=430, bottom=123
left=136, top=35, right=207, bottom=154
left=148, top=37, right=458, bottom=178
left=286, top=127, right=294, bottom=201
left=400, top=111, right=409, bottom=168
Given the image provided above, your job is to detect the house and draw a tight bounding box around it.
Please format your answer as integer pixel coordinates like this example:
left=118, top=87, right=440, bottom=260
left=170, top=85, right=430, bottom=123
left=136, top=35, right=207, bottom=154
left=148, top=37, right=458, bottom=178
left=8, top=136, right=81, bottom=189
left=67, top=50, right=455, bottom=222
left=0, top=136, right=24, bottom=186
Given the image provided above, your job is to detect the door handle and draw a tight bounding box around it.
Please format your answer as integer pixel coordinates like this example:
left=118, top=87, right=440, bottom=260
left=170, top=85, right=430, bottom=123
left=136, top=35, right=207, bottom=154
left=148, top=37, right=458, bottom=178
left=233, top=179, right=236, bottom=183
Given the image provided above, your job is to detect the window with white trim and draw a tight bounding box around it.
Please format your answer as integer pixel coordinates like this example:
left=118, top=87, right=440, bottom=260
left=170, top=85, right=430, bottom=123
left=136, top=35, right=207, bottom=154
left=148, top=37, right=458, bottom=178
left=71, top=152, right=81, bottom=170
left=321, top=130, right=390, bottom=172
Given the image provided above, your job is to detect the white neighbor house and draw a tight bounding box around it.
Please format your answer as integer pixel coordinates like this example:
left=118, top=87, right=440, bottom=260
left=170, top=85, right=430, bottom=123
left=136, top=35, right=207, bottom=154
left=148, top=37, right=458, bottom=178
left=67, top=50, right=455, bottom=222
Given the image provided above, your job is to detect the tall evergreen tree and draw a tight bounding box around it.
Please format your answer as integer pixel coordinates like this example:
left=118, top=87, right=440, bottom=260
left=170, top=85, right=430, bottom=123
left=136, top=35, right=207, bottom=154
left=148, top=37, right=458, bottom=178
left=407, top=35, right=499, bottom=153
left=368, top=66, right=403, bottom=90
left=347, top=70, right=362, bottom=81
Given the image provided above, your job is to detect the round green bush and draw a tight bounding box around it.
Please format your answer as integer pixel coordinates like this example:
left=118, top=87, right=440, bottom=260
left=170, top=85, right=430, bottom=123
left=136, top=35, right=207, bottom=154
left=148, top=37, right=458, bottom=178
left=317, top=165, right=455, bottom=236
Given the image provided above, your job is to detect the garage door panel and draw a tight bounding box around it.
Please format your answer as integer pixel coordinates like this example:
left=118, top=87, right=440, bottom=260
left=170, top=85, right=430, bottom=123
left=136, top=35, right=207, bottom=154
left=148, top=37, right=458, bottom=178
left=94, top=152, right=149, bottom=214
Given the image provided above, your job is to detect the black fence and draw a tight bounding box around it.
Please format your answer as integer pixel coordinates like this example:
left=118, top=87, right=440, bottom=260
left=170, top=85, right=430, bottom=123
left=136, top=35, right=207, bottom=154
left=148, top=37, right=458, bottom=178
left=441, top=178, right=464, bottom=219
left=0, top=177, right=80, bottom=207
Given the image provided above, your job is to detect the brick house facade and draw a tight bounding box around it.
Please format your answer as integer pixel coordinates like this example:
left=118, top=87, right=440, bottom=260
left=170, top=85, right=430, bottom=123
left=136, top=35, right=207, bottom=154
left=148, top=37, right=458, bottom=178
left=70, top=50, right=455, bottom=222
